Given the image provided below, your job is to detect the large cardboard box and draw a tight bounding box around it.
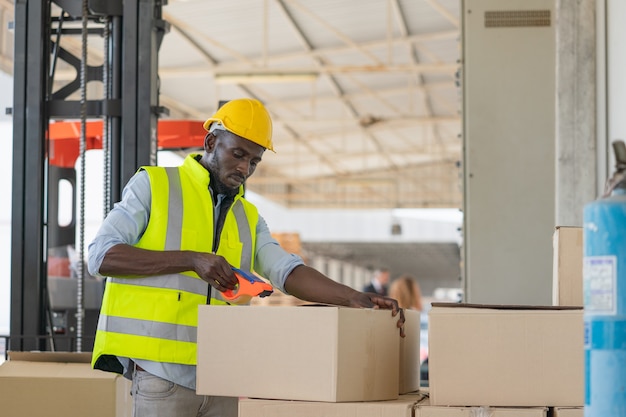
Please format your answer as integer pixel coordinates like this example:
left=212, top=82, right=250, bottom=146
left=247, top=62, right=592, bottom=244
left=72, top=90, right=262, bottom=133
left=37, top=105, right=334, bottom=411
left=197, top=305, right=400, bottom=402
left=552, top=226, right=583, bottom=306
left=400, top=309, right=421, bottom=394
left=428, top=303, right=583, bottom=407
left=0, top=352, right=132, bottom=417
left=239, top=393, right=428, bottom=417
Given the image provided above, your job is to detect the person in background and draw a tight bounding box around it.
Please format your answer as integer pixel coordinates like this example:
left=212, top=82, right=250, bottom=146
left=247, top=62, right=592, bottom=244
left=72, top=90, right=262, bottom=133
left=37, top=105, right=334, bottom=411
left=363, top=267, right=391, bottom=296
left=389, top=274, right=423, bottom=311
left=88, top=98, right=404, bottom=417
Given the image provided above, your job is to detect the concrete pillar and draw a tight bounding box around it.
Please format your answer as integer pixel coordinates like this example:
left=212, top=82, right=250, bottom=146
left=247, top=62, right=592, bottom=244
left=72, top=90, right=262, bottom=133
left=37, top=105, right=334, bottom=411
left=462, top=0, right=556, bottom=304
left=555, top=0, right=598, bottom=226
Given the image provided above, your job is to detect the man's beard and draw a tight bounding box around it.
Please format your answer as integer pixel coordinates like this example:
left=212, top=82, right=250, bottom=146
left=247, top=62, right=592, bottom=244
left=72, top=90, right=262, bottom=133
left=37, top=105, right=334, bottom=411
left=208, top=157, right=240, bottom=197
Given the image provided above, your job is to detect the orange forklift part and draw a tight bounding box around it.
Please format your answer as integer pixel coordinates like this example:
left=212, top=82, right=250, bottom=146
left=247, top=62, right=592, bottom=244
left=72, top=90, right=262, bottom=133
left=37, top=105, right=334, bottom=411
left=47, top=120, right=207, bottom=168
left=222, top=267, right=274, bottom=305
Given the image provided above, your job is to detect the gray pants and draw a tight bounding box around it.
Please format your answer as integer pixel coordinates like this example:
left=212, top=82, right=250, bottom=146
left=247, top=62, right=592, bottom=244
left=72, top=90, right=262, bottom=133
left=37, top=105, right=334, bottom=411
left=132, top=369, right=238, bottom=417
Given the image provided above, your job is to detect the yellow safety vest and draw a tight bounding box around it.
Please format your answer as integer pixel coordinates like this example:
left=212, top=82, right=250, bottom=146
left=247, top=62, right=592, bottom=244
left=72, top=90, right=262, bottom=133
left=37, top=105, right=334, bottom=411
left=92, top=155, right=258, bottom=370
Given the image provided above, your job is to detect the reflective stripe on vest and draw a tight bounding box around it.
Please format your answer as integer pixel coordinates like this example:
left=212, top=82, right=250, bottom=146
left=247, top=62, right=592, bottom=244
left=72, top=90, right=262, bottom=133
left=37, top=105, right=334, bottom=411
left=97, top=314, right=197, bottom=343
left=210, top=202, right=252, bottom=304
left=165, top=167, right=183, bottom=250
left=231, top=200, right=252, bottom=272
left=109, top=273, right=208, bottom=296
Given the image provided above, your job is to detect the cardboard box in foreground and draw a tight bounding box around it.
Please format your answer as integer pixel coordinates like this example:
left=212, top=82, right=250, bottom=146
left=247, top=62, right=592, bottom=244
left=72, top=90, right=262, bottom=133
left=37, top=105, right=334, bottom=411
left=197, top=305, right=400, bottom=402
left=239, top=393, right=427, bottom=417
left=552, top=226, right=583, bottom=306
left=0, top=352, right=132, bottom=417
left=428, top=303, right=583, bottom=407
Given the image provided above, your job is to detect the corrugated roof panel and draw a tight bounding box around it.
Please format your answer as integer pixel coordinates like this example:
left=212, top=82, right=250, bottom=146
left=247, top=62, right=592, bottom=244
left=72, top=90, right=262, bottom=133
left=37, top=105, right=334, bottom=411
left=400, top=0, right=460, bottom=34
left=145, top=0, right=459, bottom=208
left=281, top=0, right=402, bottom=48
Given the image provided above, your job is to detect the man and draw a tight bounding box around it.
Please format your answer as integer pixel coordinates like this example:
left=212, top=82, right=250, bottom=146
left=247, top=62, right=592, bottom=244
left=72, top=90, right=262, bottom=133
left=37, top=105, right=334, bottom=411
left=363, top=267, right=391, bottom=296
left=88, top=98, right=404, bottom=417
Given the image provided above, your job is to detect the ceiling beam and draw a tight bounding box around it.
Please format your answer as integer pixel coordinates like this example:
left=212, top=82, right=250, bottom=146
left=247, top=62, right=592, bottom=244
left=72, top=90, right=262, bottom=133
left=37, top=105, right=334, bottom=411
left=237, top=30, right=459, bottom=66
left=284, top=0, right=384, bottom=65
left=424, top=0, right=460, bottom=28
left=51, top=62, right=458, bottom=81
left=277, top=115, right=459, bottom=125
left=162, top=11, right=249, bottom=65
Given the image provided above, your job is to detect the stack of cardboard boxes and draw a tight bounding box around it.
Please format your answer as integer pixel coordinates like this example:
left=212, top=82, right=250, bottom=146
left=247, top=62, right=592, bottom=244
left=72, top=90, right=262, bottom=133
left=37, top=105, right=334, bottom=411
left=195, top=302, right=583, bottom=417
left=196, top=226, right=585, bottom=417
left=0, top=226, right=584, bottom=416
left=196, top=305, right=424, bottom=415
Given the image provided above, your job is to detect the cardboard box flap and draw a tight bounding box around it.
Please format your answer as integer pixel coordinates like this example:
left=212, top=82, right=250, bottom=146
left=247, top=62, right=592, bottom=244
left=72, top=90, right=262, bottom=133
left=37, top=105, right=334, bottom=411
left=430, top=302, right=582, bottom=311
left=399, top=309, right=421, bottom=394
left=298, top=303, right=339, bottom=307
left=238, top=393, right=429, bottom=417
left=552, top=226, right=583, bottom=306
left=1, top=352, right=118, bottom=381
left=417, top=405, right=548, bottom=417
left=0, top=361, right=118, bottom=380
left=8, top=351, right=92, bottom=363
left=552, top=407, right=583, bottom=417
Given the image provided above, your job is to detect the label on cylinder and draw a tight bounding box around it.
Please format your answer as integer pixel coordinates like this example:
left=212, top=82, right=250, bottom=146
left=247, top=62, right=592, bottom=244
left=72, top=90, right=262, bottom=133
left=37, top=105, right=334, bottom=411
left=584, top=255, right=617, bottom=315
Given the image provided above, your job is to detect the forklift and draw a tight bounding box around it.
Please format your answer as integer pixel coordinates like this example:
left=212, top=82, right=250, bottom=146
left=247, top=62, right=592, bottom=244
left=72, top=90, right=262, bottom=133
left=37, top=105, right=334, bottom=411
left=9, top=0, right=203, bottom=354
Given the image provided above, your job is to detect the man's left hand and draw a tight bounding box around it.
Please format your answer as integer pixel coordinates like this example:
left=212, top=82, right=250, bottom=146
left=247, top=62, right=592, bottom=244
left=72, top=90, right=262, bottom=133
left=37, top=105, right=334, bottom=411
left=350, top=292, right=406, bottom=337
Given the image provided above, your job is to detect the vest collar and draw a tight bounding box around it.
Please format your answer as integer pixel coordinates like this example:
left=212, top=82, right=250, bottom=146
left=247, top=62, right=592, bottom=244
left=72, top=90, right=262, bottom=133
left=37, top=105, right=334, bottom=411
left=184, top=153, right=245, bottom=198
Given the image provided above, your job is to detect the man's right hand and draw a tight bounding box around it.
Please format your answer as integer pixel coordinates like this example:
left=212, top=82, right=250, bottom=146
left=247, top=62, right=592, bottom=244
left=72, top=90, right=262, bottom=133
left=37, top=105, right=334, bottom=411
left=192, top=252, right=238, bottom=291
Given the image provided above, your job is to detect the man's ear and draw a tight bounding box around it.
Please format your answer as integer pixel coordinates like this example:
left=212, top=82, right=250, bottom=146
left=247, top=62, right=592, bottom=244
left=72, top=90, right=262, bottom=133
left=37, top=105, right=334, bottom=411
left=204, top=132, right=217, bottom=152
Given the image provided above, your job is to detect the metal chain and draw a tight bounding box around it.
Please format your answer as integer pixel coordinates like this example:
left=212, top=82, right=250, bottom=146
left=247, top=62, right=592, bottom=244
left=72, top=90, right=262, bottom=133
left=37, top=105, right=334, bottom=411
left=76, top=0, right=89, bottom=353
left=102, top=16, right=111, bottom=218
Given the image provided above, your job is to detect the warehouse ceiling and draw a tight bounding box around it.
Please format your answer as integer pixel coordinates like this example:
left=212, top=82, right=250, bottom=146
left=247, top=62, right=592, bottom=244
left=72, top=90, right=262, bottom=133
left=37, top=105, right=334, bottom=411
left=0, top=0, right=463, bottom=291
left=0, top=0, right=462, bottom=210
left=158, top=0, right=463, bottom=210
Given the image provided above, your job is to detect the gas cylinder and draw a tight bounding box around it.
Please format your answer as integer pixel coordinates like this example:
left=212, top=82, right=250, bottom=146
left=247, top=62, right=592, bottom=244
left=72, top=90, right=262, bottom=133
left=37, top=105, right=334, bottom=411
left=583, top=140, right=626, bottom=417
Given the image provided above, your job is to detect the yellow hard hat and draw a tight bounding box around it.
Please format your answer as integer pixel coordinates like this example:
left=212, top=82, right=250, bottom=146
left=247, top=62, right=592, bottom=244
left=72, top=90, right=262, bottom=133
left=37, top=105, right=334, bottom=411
left=203, top=98, right=274, bottom=151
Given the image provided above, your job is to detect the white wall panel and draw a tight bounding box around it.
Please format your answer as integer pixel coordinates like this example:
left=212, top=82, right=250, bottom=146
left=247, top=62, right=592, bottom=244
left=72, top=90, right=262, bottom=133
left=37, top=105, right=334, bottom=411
left=462, top=0, right=556, bottom=304
left=605, top=0, right=626, bottom=176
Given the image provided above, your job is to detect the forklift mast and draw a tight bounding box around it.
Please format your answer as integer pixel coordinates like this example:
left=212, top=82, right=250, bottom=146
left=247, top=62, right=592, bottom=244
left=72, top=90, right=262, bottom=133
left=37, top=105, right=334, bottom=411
left=45, top=119, right=203, bottom=352
left=9, top=0, right=201, bottom=353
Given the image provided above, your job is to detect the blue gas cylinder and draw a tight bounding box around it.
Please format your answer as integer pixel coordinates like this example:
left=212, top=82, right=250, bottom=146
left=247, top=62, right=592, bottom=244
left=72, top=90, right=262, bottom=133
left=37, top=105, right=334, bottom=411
left=583, top=144, right=626, bottom=416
